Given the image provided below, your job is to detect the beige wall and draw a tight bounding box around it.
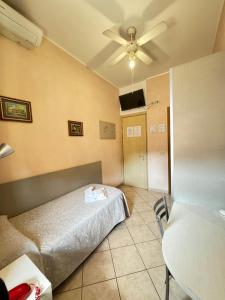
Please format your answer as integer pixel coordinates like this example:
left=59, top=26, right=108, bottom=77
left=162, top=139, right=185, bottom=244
left=0, top=36, right=123, bottom=185
left=214, top=1, right=225, bottom=52
left=146, top=73, right=170, bottom=192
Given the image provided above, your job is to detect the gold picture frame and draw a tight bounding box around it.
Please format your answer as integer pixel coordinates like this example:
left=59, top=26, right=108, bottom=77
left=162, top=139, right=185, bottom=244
left=0, top=96, right=32, bottom=123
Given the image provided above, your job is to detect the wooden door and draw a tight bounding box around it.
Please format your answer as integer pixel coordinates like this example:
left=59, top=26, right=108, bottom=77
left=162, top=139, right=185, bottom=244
left=122, top=114, right=147, bottom=188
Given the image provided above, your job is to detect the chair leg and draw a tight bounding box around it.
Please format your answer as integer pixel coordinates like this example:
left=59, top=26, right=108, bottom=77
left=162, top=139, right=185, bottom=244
left=165, top=266, right=170, bottom=300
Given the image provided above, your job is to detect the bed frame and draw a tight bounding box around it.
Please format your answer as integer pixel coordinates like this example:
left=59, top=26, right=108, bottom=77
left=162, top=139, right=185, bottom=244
left=0, top=161, right=102, bottom=217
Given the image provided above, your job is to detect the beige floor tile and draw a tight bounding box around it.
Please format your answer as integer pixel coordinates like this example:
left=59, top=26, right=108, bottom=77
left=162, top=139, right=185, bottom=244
left=139, top=195, right=153, bottom=201
left=142, top=198, right=157, bottom=207
left=117, top=270, right=159, bottom=300
left=141, top=194, right=158, bottom=201
left=54, top=288, right=81, bottom=300
left=55, top=265, right=82, bottom=293
left=129, top=207, right=138, bottom=214
left=127, top=195, right=144, bottom=202
left=148, top=266, right=191, bottom=300
left=125, top=213, right=145, bottom=227
left=108, top=228, right=133, bottom=249
left=134, top=187, right=148, bottom=193
left=124, top=191, right=137, bottom=196
left=128, top=224, right=156, bottom=243
left=136, top=240, right=164, bottom=268
left=82, top=279, right=120, bottom=300
left=95, top=238, right=110, bottom=252
left=139, top=210, right=156, bottom=224
left=111, top=245, right=145, bottom=277
left=131, top=199, right=145, bottom=205
left=83, top=250, right=115, bottom=285
left=148, top=222, right=162, bottom=239
left=152, top=191, right=167, bottom=199
left=134, top=202, right=153, bottom=212
left=143, top=197, right=157, bottom=206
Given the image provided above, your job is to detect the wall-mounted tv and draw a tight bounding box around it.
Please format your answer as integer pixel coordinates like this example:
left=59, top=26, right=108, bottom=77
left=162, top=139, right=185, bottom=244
left=119, top=89, right=145, bottom=111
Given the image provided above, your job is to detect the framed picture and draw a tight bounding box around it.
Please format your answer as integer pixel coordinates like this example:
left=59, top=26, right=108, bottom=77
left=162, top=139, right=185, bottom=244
left=0, top=96, right=32, bottom=123
left=99, top=121, right=116, bottom=139
left=68, top=120, right=83, bottom=136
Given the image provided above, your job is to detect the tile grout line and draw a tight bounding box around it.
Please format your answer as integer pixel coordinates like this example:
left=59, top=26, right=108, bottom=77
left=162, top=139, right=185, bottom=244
left=146, top=267, right=162, bottom=300
left=108, top=220, right=123, bottom=299
left=129, top=187, right=165, bottom=299
left=126, top=197, right=162, bottom=300
left=53, top=265, right=166, bottom=296
left=81, top=264, right=83, bottom=300
left=109, top=247, right=122, bottom=300
left=95, top=236, right=161, bottom=253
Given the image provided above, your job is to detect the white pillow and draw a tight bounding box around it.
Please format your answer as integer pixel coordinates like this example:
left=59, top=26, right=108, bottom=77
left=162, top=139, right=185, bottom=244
left=0, top=215, right=43, bottom=272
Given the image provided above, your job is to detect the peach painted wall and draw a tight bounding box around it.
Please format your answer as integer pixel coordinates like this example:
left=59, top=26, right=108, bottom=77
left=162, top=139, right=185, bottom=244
left=214, top=1, right=225, bottom=52
left=146, top=73, right=170, bottom=192
left=0, top=36, right=123, bottom=185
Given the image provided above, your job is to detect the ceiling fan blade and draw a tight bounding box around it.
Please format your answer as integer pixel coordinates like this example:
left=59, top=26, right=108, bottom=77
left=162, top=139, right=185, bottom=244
left=137, top=22, right=168, bottom=46
left=109, top=48, right=127, bottom=66
left=103, top=29, right=128, bottom=45
left=136, top=49, right=153, bottom=65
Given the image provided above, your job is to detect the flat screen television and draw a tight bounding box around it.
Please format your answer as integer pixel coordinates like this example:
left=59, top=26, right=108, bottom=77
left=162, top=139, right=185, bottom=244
left=119, top=89, right=145, bottom=111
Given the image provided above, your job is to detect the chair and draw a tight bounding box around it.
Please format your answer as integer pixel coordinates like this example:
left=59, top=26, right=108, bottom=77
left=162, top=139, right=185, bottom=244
left=153, top=196, right=171, bottom=300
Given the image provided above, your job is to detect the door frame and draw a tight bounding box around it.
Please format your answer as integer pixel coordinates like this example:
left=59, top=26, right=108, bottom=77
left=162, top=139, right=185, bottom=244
left=121, top=112, right=148, bottom=188
left=167, top=107, right=171, bottom=194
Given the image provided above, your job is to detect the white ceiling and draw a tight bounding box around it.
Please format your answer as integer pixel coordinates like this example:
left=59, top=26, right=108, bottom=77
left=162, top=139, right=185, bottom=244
left=5, top=0, right=224, bottom=87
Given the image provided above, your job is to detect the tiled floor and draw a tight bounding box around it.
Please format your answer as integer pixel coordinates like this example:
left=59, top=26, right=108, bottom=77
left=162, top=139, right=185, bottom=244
left=54, top=186, right=191, bottom=300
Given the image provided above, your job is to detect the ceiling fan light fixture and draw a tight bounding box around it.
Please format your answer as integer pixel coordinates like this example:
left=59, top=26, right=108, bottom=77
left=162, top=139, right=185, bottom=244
left=129, top=59, right=135, bottom=69
left=104, top=21, right=168, bottom=69
left=129, top=55, right=136, bottom=69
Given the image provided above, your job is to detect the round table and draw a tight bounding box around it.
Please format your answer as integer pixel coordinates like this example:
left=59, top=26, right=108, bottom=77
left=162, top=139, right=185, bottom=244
left=162, top=202, right=225, bottom=300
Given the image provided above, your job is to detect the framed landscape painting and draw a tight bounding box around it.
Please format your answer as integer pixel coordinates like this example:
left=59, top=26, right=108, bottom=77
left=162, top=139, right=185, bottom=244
left=0, top=96, right=32, bottom=123
left=68, top=120, right=83, bottom=136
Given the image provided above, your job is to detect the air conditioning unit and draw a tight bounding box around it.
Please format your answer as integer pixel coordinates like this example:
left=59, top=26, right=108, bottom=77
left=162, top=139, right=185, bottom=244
left=0, top=0, right=43, bottom=49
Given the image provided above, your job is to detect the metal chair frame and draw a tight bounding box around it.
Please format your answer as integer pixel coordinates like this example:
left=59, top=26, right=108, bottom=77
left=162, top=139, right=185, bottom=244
left=153, top=196, right=171, bottom=300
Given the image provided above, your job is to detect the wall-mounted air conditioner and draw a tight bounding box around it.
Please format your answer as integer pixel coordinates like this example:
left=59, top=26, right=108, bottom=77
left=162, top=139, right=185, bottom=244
left=0, top=0, right=43, bottom=49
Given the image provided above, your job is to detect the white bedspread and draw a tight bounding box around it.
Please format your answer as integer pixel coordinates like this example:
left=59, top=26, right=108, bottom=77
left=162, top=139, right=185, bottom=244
left=10, top=184, right=129, bottom=288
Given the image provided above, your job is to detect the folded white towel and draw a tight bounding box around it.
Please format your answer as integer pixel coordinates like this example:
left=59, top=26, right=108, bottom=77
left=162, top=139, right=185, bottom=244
left=84, top=186, right=108, bottom=203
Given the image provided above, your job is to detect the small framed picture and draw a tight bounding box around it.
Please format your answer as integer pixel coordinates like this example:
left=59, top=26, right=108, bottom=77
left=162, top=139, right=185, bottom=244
left=0, top=96, right=32, bottom=123
left=68, top=120, right=83, bottom=136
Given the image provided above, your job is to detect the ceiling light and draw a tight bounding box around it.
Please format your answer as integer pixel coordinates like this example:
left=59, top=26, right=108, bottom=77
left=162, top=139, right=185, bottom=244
left=129, top=58, right=135, bottom=69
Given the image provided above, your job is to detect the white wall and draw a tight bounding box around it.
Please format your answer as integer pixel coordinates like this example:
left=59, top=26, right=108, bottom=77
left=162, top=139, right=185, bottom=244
left=171, top=51, right=225, bottom=209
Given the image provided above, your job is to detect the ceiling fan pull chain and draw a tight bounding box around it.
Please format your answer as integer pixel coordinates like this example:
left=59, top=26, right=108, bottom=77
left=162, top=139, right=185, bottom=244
left=131, top=67, right=134, bottom=93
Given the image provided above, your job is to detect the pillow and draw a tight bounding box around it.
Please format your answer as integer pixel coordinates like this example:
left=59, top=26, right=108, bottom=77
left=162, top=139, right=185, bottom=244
left=0, top=215, right=43, bottom=272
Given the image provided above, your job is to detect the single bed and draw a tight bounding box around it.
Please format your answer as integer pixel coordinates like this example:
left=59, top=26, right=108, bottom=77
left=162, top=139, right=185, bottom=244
left=9, top=184, right=129, bottom=288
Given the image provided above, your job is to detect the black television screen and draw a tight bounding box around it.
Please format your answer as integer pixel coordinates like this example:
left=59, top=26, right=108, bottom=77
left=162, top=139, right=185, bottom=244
left=119, top=89, right=145, bottom=111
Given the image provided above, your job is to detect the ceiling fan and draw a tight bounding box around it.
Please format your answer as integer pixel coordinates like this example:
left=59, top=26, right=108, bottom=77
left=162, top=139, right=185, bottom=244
left=103, top=22, right=168, bottom=69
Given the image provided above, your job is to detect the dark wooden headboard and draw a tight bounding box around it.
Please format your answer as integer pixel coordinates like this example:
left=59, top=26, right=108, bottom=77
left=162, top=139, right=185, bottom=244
left=0, top=161, right=102, bottom=217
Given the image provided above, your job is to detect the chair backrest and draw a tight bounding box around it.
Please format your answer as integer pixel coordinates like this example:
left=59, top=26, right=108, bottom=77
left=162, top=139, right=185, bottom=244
left=153, top=196, right=169, bottom=237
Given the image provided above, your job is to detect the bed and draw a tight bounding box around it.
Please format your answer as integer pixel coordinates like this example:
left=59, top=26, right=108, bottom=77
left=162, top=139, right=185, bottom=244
left=6, top=184, right=129, bottom=288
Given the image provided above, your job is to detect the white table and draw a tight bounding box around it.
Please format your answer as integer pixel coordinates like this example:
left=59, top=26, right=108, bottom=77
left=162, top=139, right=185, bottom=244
left=162, top=202, right=225, bottom=300
left=0, top=255, right=52, bottom=300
